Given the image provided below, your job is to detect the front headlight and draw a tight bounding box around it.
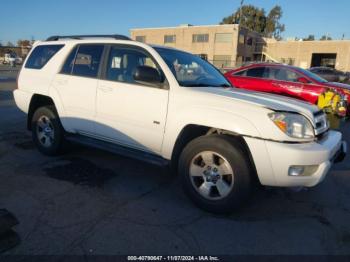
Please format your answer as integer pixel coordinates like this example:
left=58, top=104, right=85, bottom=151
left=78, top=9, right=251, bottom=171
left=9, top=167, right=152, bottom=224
left=268, top=112, right=314, bottom=139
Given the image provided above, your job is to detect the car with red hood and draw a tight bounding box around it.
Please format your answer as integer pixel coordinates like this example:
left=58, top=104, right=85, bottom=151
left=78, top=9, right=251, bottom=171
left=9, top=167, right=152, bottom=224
left=224, top=63, right=350, bottom=115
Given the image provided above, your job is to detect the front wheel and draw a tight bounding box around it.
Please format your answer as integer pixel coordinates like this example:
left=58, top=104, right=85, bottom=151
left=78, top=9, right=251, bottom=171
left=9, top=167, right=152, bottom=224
left=178, top=135, right=254, bottom=214
left=31, top=106, right=65, bottom=156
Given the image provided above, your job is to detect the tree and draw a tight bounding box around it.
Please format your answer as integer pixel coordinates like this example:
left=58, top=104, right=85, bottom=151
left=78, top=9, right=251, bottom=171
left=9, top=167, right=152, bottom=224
left=320, top=35, right=332, bottom=40
left=17, top=39, right=31, bottom=47
left=220, top=4, right=285, bottom=40
left=265, top=5, right=285, bottom=40
left=6, top=41, right=14, bottom=47
left=303, top=35, right=315, bottom=41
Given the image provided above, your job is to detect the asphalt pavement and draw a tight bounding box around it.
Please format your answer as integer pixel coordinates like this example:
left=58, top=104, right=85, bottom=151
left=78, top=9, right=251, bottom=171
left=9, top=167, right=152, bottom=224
left=0, top=65, right=350, bottom=255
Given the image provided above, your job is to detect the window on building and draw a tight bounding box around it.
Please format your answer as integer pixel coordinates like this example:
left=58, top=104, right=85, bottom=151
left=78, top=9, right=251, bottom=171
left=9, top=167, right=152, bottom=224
left=213, top=55, right=232, bottom=68
left=215, top=33, right=233, bottom=43
left=246, top=37, right=253, bottom=46
left=236, top=56, right=244, bottom=67
left=164, top=35, right=176, bottom=44
left=25, top=45, right=64, bottom=69
left=192, top=34, right=209, bottom=43
left=71, top=45, right=104, bottom=78
left=135, top=36, right=146, bottom=43
left=196, top=54, right=208, bottom=61
left=281, top=58, right=295, bottom=66
left=239, top=33, right=245, bottom=44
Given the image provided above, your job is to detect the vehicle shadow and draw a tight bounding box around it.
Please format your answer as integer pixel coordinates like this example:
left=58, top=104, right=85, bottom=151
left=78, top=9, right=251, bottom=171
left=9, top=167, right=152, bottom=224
left=4, top=114, right=349, bottom=221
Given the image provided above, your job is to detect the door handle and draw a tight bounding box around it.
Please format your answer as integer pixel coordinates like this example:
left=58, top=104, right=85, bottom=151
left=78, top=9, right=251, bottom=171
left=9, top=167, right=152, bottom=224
left=98, top=85, right=113, bottom=92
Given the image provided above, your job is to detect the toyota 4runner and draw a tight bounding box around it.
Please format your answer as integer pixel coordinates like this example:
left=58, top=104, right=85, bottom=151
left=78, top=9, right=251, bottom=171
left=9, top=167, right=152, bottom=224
left=14, top=35, right=347, bottom=213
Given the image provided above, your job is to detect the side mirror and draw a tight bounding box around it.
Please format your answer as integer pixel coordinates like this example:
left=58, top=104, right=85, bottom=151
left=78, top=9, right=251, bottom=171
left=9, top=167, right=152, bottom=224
left=133, top=66, right=161, bottom=84
left=297, top=77, right=309, bottom=84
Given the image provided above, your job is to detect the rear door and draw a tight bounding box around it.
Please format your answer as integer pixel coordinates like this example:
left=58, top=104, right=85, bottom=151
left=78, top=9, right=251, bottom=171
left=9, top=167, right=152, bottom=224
left=229, top=66, right=272, bottom=92
left=51, top=44, right=105, bottom=134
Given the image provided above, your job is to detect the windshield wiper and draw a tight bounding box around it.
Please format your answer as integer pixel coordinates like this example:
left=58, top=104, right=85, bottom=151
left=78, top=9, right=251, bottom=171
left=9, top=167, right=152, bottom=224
left=183, top=83, right=211, bottom=87
left=183, top=83, right=231, bottom=87
left=216, top=84, right=231, bottom=87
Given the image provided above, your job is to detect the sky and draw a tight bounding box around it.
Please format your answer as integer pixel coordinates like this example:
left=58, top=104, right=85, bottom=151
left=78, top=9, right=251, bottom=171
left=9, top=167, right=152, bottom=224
left=1, top=0, right=349, bottom=44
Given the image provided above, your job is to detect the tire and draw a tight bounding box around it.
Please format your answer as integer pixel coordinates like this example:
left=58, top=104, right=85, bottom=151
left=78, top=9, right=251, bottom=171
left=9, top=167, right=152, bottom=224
left=31, top=106, right=65, bottom=156
left=178, top=135, right=253, bottom=214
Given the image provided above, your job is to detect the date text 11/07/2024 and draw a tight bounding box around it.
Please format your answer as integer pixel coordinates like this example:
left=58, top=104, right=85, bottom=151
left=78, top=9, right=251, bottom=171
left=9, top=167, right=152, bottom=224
left=127, top=255, right=220, bottom=261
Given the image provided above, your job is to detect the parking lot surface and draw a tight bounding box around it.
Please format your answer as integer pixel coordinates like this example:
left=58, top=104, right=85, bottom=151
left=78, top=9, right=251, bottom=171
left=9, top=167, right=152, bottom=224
left=0, top=65, right=350, bottom=255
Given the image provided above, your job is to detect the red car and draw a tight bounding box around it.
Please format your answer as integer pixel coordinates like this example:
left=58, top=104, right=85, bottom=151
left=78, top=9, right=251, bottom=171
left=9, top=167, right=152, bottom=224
left=224, top=63, right=350, bottom=114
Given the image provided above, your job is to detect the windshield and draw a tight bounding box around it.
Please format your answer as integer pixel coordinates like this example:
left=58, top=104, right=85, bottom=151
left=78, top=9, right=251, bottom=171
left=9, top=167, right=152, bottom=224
left=298, top=68, right=328, bottom=83
left=154, top=47, right=231, bottom=87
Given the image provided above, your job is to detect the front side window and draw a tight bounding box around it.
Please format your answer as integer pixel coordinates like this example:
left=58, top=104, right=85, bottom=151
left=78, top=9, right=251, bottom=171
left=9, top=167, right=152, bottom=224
left=105, top=46, right=165, bottom=86
left=155, top=47, right=231, bottom=87
left=268, top=68, right=300, bottom=82
left=192, top=34, right=209, bottom=43
left=71, top=45, right=104, bottom=78
left=25, top=45, right=64, bottom=69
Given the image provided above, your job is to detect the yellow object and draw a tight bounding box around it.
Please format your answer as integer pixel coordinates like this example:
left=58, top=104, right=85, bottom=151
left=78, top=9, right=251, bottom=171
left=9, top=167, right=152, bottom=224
left=317, top=90, right=341, bottom=113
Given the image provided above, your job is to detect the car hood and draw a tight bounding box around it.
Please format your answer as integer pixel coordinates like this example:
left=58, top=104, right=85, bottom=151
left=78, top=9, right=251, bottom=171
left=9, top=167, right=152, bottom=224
left=195, top=87, right=320, bottom=120
left=322, top=81, right=350, bottom=91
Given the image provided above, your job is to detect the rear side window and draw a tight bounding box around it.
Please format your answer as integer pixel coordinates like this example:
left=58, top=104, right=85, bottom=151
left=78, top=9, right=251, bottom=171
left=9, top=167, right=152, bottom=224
left=246, top=67, right=266, bottom=78
left=25, top=45, right=64, bottom=69
left=61, top=46, right=78, bottom=74
left=72, top=45, right=104, bottom=78
left=233, top=70, right=246, bottom=76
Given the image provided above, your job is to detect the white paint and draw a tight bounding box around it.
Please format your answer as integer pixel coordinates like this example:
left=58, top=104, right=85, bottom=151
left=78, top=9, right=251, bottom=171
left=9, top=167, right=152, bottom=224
left=13, top=38, right=344, bottom=188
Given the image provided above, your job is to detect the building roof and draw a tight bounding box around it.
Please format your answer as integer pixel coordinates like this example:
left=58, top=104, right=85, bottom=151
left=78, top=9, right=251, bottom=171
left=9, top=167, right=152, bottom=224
left=130, top=24, right=239, bottom=31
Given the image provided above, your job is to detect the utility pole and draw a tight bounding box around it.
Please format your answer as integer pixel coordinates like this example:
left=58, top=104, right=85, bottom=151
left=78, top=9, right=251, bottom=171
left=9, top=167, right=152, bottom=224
left=239, top=0, right=244, bottom=24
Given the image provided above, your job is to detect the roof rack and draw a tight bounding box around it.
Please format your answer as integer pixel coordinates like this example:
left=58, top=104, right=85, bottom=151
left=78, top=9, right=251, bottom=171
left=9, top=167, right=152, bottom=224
left=46, top=34, right=131, bottom=41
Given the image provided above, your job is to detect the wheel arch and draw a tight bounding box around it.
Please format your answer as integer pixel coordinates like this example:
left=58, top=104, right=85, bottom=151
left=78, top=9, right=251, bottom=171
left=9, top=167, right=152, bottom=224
left=170, top=124, right=260, bottom=185
left=27, top=94, right=56, bottom=130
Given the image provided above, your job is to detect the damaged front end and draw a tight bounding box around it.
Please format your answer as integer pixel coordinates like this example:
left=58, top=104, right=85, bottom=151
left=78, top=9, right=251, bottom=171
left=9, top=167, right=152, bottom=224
left=317, top=88, right=348, bottom=117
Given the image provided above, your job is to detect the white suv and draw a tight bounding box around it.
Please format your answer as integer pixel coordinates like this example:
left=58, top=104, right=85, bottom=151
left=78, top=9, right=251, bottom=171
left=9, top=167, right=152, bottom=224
left=14, top=35, right=346, bottom=213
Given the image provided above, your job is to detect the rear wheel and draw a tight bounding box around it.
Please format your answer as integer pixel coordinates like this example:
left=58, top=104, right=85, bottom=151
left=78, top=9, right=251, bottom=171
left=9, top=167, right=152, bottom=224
left=178, top=135, right=254, bottom=213
left=31, top=106, right=65, bottom=156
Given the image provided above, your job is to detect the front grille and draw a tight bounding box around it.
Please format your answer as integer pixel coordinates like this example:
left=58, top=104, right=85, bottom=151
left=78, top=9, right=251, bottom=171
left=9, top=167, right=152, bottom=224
left=313, top=111, right=328, bottom=136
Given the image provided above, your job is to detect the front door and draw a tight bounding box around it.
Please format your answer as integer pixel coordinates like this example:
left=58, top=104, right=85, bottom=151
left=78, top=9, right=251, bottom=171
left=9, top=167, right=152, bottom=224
left=267, top=67, right=304, bottom=99
left=95, top=45, right=169, bottom=154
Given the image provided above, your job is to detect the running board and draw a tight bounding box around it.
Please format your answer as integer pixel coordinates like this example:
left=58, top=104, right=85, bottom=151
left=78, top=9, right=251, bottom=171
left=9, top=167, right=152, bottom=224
left=65, top=134, right=169, bottom=166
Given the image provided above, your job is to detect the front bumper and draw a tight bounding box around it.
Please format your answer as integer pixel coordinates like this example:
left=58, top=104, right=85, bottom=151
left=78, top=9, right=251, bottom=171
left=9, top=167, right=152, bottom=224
left=245, top=130, right=347, bottom=187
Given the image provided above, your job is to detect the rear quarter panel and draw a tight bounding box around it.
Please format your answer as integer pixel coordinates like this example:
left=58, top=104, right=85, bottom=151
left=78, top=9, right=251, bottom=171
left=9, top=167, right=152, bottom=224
left=18, top=43, right=70, bottom=96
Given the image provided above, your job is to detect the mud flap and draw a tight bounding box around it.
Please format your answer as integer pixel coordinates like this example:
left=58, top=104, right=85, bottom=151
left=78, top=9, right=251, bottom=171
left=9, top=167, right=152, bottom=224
left=0, top=209, right=20, bottom=253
